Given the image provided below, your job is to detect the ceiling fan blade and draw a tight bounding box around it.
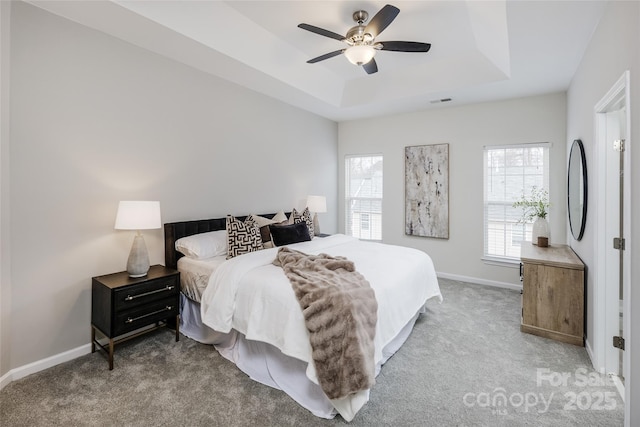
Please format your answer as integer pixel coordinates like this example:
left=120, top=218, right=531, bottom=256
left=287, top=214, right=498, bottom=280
left=362, top=58, right=378, bottom=74
left=379, top=41, right=431, bottom=52
left=365, top=4, right=400, bottom=38
left=307, top=49, right=345, bottom=64
left=298, top=23, right=345, bottom=41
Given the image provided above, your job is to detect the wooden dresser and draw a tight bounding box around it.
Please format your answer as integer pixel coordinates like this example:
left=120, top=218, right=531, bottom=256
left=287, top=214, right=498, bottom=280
left=520, top=244, right=585, bottom=346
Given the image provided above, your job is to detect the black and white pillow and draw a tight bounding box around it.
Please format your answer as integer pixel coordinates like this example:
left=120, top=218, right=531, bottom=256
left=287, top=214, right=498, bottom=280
left=292, top=207, right=314, bottom=238
left=226, top=215, right=264, bottom=259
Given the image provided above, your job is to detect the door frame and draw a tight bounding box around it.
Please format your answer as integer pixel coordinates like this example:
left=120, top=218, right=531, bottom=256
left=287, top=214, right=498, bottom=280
left=593, top=71, right=631, bottom=402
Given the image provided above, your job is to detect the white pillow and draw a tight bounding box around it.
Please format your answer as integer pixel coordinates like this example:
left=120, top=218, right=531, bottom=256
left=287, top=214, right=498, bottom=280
left=175, top=230, right=227, bottom=259
left=250, top=211, right=289, bottom=247
left=251, top=211, right=288, bottom=227
left=271, top=210, right=288, bottom=223
left=251, top=214, right=277, bottom=228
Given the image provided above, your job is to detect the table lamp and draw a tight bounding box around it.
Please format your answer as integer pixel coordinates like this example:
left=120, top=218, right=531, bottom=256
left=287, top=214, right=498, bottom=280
left=306, top=195, right=327, bottom=235
left=114, top=201, right=161, bottom=277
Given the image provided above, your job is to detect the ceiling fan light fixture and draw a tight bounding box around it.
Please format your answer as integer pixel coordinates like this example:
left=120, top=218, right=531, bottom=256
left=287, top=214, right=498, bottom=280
left=299, top=4, right=430, bottom=74
left=344, top=45, right=376, bottom=66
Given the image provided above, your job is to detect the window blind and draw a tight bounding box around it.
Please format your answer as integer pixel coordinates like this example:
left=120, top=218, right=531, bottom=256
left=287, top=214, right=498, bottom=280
left=483, top=144, right=549, bottom=259
left=345, top=155, right=383, bottom=241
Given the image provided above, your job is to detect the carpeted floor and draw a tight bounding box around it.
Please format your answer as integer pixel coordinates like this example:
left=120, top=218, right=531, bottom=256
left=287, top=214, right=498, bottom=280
left=0, top=279, right=624, bottom=426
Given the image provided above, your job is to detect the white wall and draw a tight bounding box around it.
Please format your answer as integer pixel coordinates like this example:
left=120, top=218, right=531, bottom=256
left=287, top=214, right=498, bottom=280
left=0, top=0, right=11, bottom=380
left=338, top=93, right=567, bottom=287
left=566, top=1, right=639, bottom=425
left=2, top=1, right=337, bottom=374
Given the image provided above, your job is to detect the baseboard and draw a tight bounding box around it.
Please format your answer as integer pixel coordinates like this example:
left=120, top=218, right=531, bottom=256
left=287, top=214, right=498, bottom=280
left=584, top=338, right=625, bottom=401
left=0, top=343, right=91, bottom=391
left=585, top=338, right=599, bottom=371
left=0, top=369, right=12, bottom=390
left=437, top=271, right=522, bottom=291
left=611, top=374, right=625, bottom=402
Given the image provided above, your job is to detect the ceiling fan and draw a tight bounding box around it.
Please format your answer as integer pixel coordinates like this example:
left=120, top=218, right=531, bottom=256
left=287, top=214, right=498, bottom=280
left=298, top=4, right=431, bottom=75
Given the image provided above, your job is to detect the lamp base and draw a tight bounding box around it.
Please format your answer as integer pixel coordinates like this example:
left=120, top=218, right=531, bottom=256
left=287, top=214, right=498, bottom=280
left=128, top=272, right=148, bottom=278
left=313, top=213, right=320, bottom=236
left=127, top=233, right=150, bottom=277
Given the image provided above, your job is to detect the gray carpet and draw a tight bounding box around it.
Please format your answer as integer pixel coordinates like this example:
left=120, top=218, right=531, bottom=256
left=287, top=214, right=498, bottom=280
left=0, top=279, right=624, bottom=426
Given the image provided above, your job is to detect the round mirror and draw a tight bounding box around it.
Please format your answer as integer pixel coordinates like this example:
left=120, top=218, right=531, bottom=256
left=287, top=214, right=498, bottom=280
left=568, top=139, right=587, bottom=240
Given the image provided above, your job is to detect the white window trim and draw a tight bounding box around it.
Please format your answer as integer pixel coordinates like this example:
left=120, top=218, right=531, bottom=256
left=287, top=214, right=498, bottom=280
left=481, top=256, right=521, bottom=268
left=483, top=142, right=552, bottom=150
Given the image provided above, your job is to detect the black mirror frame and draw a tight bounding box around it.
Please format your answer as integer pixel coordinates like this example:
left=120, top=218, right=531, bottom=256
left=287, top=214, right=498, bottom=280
left=568, top=139, right=588, bottom=240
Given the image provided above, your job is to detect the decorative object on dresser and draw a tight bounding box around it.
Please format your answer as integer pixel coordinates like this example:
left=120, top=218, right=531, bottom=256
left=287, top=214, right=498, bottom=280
left=513, top=186, right=550, bottom=245
left=306, top=195, right=327, bottom=235
left=531, top=217, right=550, bottom=245
left=520, top=244, right=584, bottom=346
left=114, top=201, right=162, bottom=277
left=405, top=144, right=449, bottom=239
left=91, top=265, right=180, bottom=370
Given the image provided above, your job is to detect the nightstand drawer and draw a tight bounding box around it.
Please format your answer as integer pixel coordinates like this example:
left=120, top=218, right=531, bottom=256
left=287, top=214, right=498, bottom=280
left=114, top=296, right=178, bottom=336
left=114, top=276, right=178, bottom=311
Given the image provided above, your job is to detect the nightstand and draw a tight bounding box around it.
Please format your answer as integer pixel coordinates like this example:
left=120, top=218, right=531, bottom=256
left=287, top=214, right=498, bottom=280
left=91, top=265, right=180, bottom=369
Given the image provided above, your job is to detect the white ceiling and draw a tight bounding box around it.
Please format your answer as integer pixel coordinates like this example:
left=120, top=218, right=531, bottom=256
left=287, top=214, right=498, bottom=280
left=28, top=0, right=606, bottom=122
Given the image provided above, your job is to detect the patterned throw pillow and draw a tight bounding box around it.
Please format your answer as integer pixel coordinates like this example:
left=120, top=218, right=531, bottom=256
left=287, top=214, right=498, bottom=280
left=226, top=215, right=264, bottom=259
left=292, top=207, right=314, bottom=238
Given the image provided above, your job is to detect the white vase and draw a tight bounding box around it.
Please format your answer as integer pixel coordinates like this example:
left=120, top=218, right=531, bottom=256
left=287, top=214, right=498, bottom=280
left=532, top=217, right=550, bottom=245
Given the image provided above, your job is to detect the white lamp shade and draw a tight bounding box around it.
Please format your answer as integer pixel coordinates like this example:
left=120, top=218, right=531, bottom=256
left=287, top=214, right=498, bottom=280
left=114, top=201, right=161, bottom=230
left=306, top=195, right=327, bottom=213
left=344, top=45, right=376, bottom=66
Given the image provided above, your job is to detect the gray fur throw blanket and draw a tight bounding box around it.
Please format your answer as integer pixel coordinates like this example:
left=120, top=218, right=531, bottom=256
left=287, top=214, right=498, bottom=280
left=273, top=247, right=378, bottom=400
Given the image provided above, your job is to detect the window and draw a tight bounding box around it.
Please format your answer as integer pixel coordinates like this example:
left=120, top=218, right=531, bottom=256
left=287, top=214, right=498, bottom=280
left=360, top=213, right=370, bottom=231
left=483, top=143, right=549, bottom=260
left=345, top=155, right=383, bottom=241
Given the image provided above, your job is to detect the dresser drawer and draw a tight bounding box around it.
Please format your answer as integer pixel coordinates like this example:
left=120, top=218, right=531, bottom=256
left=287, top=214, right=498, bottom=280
left=114, top=296, right=178, bottom=336
left=114, top=276, right=178, bottom=311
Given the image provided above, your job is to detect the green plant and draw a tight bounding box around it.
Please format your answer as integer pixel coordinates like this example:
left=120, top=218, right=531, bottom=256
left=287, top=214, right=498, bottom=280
left=512, top=186, right=549, bottom=222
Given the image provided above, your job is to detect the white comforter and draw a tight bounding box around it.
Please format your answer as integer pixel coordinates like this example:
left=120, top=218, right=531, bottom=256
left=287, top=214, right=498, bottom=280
left=200, top=234, right=442, bottom=419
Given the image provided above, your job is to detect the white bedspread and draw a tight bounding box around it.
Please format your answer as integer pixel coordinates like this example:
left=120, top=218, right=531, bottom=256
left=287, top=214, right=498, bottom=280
left=200, top=234, right=442, bottom=420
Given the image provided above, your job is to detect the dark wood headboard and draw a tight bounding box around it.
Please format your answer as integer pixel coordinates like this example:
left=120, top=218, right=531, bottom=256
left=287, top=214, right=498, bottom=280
left=164, top=212, right=285, bottom=270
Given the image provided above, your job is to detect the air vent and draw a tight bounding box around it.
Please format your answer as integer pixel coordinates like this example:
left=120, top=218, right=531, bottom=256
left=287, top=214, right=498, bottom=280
left=430, top=98, right=452, bottom=104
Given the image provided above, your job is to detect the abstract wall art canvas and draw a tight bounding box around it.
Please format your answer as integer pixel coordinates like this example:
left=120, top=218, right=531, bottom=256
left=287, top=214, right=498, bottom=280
left=405, top=144, right=449, bottom=239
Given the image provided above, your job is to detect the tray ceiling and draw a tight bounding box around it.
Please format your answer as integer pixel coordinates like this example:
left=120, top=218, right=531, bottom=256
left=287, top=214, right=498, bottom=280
left=28, top=1, right=606, bottom=121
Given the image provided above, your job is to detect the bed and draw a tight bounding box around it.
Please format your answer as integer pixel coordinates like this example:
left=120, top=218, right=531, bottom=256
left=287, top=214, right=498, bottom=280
left=164, top=213, right=442, bottom=421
